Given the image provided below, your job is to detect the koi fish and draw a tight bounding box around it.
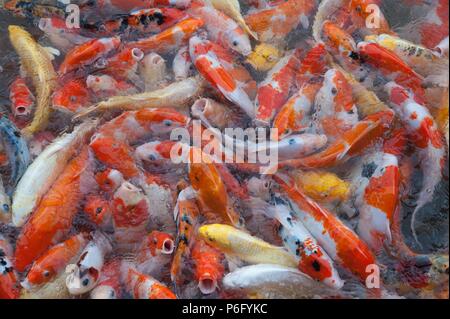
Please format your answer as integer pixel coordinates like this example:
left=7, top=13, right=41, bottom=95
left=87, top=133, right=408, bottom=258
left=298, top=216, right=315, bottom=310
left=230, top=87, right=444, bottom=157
left=122, top=263, right=177, bottom=299
left=198, top=224, right=298, bottom=268
left=189, top=4, right=252, bottom=56
left=141, top=174, right=177, bottom=233
left=385, top=82, right=446, bottom=244
left=0, top=115, right=30, bottom=191
left=86, top=8, right=188, bottom=36
left=97, top=47, right=145, bottom=83
left=65, top=231, right=113, bottom=295
left=312, top=68, right=359, bottom=142
left=208, top=0, right=258, bottom=39
left=171, top=187, right=199, bottom=286
left=191, top=238, right=225, bottom=295
left=89, top=108, right=188, bottom=178
left=90, top=260, right=122, bottom=299
left=14, top=148, right=92, bottom=272
left=84, top=195, right=113, bottom=229
left=173, top=46, right=194, bottom=81
left=245, top=0, right=316, bottom=44
left=135, top=231, right=174, bottom=279
left=274, top=174, right=379, bottom=292
left=22, top=233, right=90, bottom=291
left=349, top=151, right=400, bottom=252
left=12, top=120, right=97, bottom=227
left=267, top=201, right=344, bottom=289
left=111, top=181, right=150, bottom=250
left=292, top=170, right=351, bottom=204
left=95, top=168, right=124, bottom=195
left=125, top=18, right=204, bottom=54
left=9, top=77, right=35, bottom=118
left=94, top=0, right=192, bottom=11
left=52, top=78, right=92, bottom=114
left=222, top=264, right=331, bottom=299
left=246, top=43, right=282, bottom=72
left=365, top=34, right=449, bottom=87
left=272, top=82, right=321, bottom=141
left=255, top=49, right=301, bottom=126
left=189, top=148, right=242, bottom=227
left=86, top=75, right=138, bottom=99
left=58, top=37, right=121, bottom=75
left=189, top=36, right=255, bottom=118
left=191, top=98, right=244, bottom=130
left=38, top=17, right=92, bottom=52
left=8, top=25, right=57, bottom=137
left=139, top=53, right=168, bottom=91
left=76, top=77, right=202, bottom=118
left=0, top=234, right=20, bottom=299
left=0, top=177, right=11, bottom=224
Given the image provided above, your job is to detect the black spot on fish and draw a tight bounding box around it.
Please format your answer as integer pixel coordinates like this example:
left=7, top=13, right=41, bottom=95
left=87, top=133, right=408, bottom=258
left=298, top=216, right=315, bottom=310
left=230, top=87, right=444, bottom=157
left=312, top=260, right=321, bottom=272
left=13, top=131, right=21, bottom=138
left=153, top=12, right=165, bottom=26
left=349, top=51, right=360, bottom=60
left=362, top=162, right=377, bottom=179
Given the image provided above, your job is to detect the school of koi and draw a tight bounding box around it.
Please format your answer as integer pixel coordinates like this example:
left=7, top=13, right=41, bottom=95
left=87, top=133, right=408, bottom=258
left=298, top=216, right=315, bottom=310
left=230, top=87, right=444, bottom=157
left=0, top=0, right=448, bottom=299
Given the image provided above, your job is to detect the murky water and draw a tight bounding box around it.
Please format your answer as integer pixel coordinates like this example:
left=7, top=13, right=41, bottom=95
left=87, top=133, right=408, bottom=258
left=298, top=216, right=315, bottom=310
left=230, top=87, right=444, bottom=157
left=0, top=0, right=448, bottom=299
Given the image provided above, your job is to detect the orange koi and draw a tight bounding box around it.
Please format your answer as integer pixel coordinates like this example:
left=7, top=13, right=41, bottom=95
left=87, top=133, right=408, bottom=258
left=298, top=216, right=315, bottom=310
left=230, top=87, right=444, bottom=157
left=14, top=148, right=92, bottom=272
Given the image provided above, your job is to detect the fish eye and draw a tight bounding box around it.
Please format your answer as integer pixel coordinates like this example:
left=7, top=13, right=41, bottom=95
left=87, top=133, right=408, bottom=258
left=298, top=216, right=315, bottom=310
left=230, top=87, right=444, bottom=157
left=148, top=154, right=157, bottom=161
left=43, top=270, right=50, bottom=277
left=95, top=207, right=103, bottom=215
left=163, top=120, right=173, bottom=127
left=355, top=5, right=362, bottom=13
left=2, top=204, right=9, bottom=212
left=232, top=40, right=238, bottom=47
left=70, top=96, right=77, bottom=102
left=331, top=88, right=338, bottom=95
left=82, top=278, right=90, bottom=286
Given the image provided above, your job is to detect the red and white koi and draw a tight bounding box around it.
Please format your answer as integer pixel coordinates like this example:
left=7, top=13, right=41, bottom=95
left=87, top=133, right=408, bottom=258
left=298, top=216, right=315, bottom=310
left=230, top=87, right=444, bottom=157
left=22, top=233, right=90, bottom=290
left=58, top=37, right=121, bottom=75
left=89, top=108, right=188, bottom=178
left=112, top=182, right=150, bottom=250
left=189, top=4, right=252, bottom=56
left=90, top=260, right=122, bottom=299
left=384, top=82, right=446, bottom=244
left=268, top=201, right=344, bottom=289
left=272, top=82, right=321, bottom=141
left=122, top=263, right=177, bottom=299
left=97, top=47, right=145, bottom=83
left=135, top=231, right=175, bottom=278
left=189, top=36, right=256, bottom=118
left=312, top=68, right=359, bottom=142
left=52, top=78, right=92, bottom=114
left=245, top=0, right=316, bottom=44
left=255, top=49, right=301, bottom=126
left=84, top=195, right=113, bottom=230
left=274, top=174, right=379, bottom=291
left=125, top=18, right=204, bottom=54
left=66, top=231, right=113, bottom=295
left=9, top=77, right=35, bottom=118
left=349, top=151, right=400, bottom=252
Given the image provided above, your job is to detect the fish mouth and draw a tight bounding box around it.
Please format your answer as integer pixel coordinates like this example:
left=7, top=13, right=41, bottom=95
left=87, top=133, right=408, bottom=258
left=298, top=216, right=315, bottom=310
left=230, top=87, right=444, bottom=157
left=198, top=273, right=218, bottom=295
left=132, top=49, right=144, bottom=62
left=161, top=238, right=175, bottom=255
